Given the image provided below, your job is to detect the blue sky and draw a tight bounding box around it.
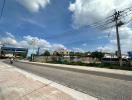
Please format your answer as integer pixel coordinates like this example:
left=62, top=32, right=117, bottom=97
left=0, top=0, right=132, bottom=53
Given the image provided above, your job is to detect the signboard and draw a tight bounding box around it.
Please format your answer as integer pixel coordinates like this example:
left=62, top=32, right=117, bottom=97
left=128, top=52, right=132, bottom=58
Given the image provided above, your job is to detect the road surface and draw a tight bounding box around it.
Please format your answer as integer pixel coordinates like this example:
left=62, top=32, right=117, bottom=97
left=4, top=61, right=132, bottom=100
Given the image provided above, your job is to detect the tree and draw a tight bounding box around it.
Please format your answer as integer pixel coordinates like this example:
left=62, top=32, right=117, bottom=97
left=74, top=52, right=84, bottom=58
left=1, top=50, right=5, bottom=56
left=74, top=52, right=80, bottom=57
left=42, top=50, right=50, bottom=62
left=69, top=52, right=74, bottom=56
left=91, top=51, right=104, bottom=60
left=69, top=52, right=75, bottom=61
left=84, top=52, right=91, bottom=57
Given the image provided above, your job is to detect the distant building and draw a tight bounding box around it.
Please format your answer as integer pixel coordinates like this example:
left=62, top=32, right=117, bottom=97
left=104, top=52, right=117, bottom=58
left=53, top=49, right=69, bottom=56
left=102, top=52, right=129, bottom=64
left=103, top=52, right=129, bottom=59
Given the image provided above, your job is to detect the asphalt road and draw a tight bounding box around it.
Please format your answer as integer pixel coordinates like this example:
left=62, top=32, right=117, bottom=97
left=4, top=61, right=132, bottom=100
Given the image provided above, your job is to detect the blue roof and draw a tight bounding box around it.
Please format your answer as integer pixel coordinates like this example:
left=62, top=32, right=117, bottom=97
left=1, top=47, right=28, bottom=52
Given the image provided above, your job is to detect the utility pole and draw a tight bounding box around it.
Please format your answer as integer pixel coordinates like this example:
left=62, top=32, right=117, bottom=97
left=114, top=10, right=122, bottom=66
left=37, top=47, right=40, bottom=56
left=88, top=7, right=132, bottom=67
left=31, top=39, right=36, bottom=61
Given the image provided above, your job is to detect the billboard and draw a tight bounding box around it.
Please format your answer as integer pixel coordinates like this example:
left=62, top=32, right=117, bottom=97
left=1, top=46, right=28, bottom=58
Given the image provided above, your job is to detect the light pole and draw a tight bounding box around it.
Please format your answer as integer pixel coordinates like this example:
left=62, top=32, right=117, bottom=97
left=31, top=39, right=36, bottom=61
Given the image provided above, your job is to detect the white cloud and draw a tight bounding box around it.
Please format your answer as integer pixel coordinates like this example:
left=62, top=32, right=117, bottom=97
left=52, top=44, right=66, bottom=51
left=19, top=35, right=66, bottom=52
left=72, top=48, right=84, bottom=52
left=0, top=32, right=17, bottom=45
left=82, top=43, right=87, bottom=47
left=23, top=35, right=51, bottom=48
left=69, top=0, right=132, bottom=28
left=5, top=32, right=15, bottom=38
left=1, top=37, right=17, bottom=45
left=0, top=32, right=66, bottom=54
left=17, top=0, right=50, bottom=12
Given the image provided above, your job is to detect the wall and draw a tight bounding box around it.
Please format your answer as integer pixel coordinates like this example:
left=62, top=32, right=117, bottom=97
left=34, top=56, right=98, bottom=64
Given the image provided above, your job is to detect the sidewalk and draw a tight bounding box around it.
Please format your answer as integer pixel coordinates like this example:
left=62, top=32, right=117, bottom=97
left=0, top=61, right=97, bottom=100
left=20, top=60, right=132, bottom=76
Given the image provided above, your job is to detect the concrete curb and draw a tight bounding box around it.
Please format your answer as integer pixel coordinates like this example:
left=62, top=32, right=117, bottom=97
left=19, top=60, right=132, bottom=76
left=2, top=61, right=98, bottom=100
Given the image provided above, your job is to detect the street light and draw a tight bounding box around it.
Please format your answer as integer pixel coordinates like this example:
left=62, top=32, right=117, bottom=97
left=31, top=39, right=38, bottom=61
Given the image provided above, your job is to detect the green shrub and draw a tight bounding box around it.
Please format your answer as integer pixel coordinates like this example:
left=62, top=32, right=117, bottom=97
left=47, top=60, right=132, bottom=71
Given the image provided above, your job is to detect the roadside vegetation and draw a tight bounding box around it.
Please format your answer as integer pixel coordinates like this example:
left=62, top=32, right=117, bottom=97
left=31, top=50, right=132, bottom=71
left=48, top=60, right=132, bottom=71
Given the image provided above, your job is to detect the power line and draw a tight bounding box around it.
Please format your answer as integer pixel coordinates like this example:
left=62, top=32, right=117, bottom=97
left=107, top=27, right=113, bottom=38
left=0, top=0, right=6, bottom=20
left=85, top=7, right=132, bottom=31
left=86, top=6, right=132, bottom=66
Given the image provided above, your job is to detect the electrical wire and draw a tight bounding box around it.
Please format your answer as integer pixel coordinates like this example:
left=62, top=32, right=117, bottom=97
left=0, top=0, right=6, bottom=20
left=108, top=27, right=113, bottom=38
